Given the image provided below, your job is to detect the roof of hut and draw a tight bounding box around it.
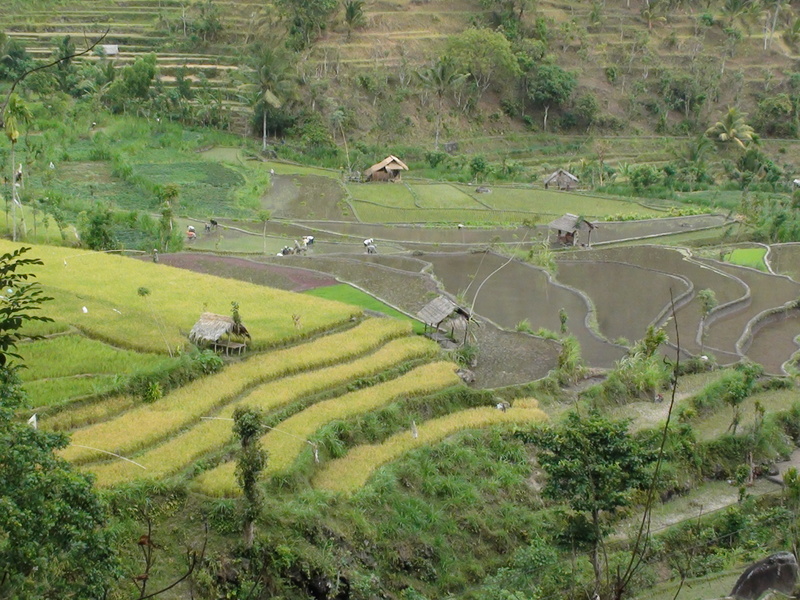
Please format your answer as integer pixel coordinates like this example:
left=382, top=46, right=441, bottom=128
left=416, top=296, right=470, bottom=327
left=543, top=168, right=579, bottom=185
left=363, top=155, right=410, bottom=177
left=189, top=312, right=250, bottom=344
left=547, top=213, right=596, bottom=231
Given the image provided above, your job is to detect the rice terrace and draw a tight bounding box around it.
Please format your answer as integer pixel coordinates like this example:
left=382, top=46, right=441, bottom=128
left=3, top=0, right=800, bottom=598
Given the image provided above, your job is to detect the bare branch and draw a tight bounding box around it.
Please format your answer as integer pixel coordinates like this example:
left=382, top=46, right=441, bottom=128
left=0, top=29, right=110, bottom=127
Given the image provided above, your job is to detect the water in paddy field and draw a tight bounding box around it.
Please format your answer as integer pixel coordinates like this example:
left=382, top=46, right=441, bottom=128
left=423, top=252, right=624, bottom=368
left=745, top=311, right=800, bottom=374
left=769, top=244, right=800, bottom=282
left=698, top=261, right=800, bottom=367
left=556, top=260, right=689, bottom=343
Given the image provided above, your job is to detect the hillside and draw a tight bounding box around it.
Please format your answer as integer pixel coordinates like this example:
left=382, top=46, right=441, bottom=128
left=4, top=0, right=800, bottom=151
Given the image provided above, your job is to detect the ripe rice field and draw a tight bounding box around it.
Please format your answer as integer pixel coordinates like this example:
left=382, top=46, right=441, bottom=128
left=18, top=334, right=174, bottom=409
left=193, top=360, right=461, bottom=496
left=312, top=398, right=548, bottom=495
left=84, top=335, right=440, bottom=486
left=0, top=241, right=360, bottom=354
left=62, top=318, right=414, bottom=464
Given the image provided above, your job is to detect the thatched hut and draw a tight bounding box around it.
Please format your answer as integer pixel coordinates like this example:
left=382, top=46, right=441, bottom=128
left=547, top=213, right=597, bottom=247
left=416, top=296, right=471, bottom=343
left=363, top=155, right=409, bottom=182
left=544, top=168, right=579, bottom=190
left=189, top=312, right=250, bottom=355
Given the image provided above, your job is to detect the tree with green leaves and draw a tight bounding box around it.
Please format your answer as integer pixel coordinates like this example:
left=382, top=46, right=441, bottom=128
left=535, top=410, right=655, bottom=598
left=80, top=203, right=117, bottom=250
left=527, top=64, right=576, bottom=131
left=343, top=0, right=367, bottom=40
left=233, top=407, right=267, bottom=549
left=0, top=247, right=118, bottom=597
left=277, top=0, right=339, bottom=49
left=416, top=58, right=469, bottom=150
left=697, top=288, right=717, bottom=353
left=257, top=210, right=271, bottom=254
left=444, top=28, right=520, bottom=97
left=705, top=107, right=756, bottom=149
left=244, top=43, right=297, bottom=151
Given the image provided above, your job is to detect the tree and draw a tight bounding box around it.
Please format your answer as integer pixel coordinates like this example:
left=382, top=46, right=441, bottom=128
left=105, top=53, right=157, bottom=114
left=244, top=44, right=296, bottom=151
left=0, top=35, right=34, bottom=82
left=697, top=288, right=717, bottom=353
left=277, top=0, right=339, bottom=49
left=705, top=107, right=756, bottom=149
left=80, top=204, right=117, bottom=250
left=0, top=247, right=117, bottom=597
left=535, top=411, right=655, bottom=598
left=258, top=210, right=271, bottom=254
left=343, top=0, right=366, bottom=40
left=233, top=407, right=267, bottom=550
left=416, top=58, right=469, bottom=150
left=3, top=94, right=31, bottom=242
left=444, top=28, right=520, bottom=97
left=527, top=64, right=576, bottom=131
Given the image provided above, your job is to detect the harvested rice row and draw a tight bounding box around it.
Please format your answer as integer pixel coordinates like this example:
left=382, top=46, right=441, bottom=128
left=193, top=361, right=461, bottom=497
left=86, top=336, right=439, bottom=486
left=63, top=318, right=411, bottom=463
left=312, top=399, right=548, bottom=495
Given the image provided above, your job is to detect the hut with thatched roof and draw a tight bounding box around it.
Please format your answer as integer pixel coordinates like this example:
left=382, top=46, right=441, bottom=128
left=363, top=155, right=409, bottom=182
left=416, top=296, right=471, bottom=343
left=547, top=213, right=597, bottom=247
left=544, top=168, right=579, bottom=190
left=189, top=312, right=250, bottom=355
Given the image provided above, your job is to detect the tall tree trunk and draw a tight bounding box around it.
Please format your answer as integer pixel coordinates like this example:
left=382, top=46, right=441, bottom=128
left=543, top=105, right=550, bottom=132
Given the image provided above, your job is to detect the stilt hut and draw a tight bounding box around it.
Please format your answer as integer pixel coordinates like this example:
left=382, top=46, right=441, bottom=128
left=544, top=168, right=579, bottom=190
left=416, top=296, right=471, bottom=343
left=363, top=155, right=409, bottom=182
left=189, top=312, right=250, bottom=355
left=547, top=213, right=597, bottom=247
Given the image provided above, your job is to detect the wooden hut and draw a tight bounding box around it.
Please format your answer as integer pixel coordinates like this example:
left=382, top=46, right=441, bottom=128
left=189, top=312, right=250, bottom=355
left=416, top=296, right=471, bottom=343
left=363, top=155, right=409, bottom=182
left=547, top=213, right=597, bottom=247
left=544, top=168, right=579, bottom=190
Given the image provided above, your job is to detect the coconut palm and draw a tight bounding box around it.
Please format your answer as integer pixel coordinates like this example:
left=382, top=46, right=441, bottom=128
left=3, top=94, right=31, bottom=241
left=243, top=44, right=296, bottom=152
left=705, top=107, right=756, bottom=149
left=343, top=0, right=366, bottom=41
left=415, top=58, right=469, bottom=150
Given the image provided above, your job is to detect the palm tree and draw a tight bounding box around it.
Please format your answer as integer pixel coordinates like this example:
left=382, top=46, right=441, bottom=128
left=705, top=107, right=755, bottom=149
left=415, top=58, right=469, bottom=150
left=244, top=45, right=296, bottom=152
left=3, top=94, right=31, bottom=241
left=343, top=0, right=366, bottom=41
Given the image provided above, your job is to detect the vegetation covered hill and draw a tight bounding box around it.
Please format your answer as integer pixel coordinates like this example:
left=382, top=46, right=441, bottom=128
left=5, top=0, right=800, bottom=151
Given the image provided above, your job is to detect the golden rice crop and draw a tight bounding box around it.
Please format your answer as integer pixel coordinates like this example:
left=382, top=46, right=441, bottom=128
left=192, top=361, right=460, bottom=496
left=63, top=319, right=413, bottom=463
left=19, top=335, right=171, bottom=381
left=312, top=400, right=548, bottom=494
left=86, top=336, right=439, bottom=486
left=0, top=241, right=361, bottom=354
